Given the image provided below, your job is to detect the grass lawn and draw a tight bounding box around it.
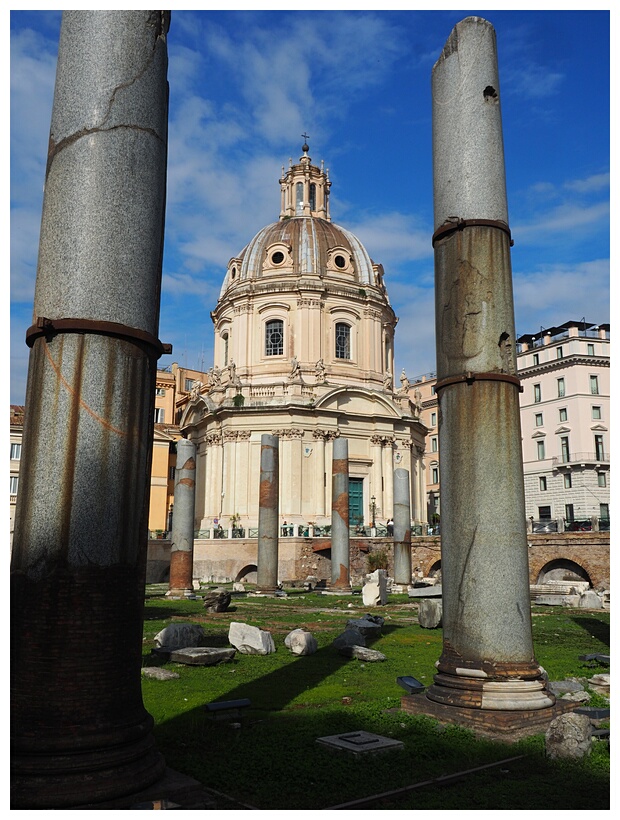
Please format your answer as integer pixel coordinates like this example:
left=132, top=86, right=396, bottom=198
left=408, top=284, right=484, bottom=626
left=141, top=586, right=610, bottom=810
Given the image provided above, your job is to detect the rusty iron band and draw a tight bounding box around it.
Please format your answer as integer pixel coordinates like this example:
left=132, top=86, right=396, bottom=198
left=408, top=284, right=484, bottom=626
left=26, top=316, right=172, bottom=358
left=432, top=219, right=513, bottom=247
left=435, top=371, right=523, bottom=393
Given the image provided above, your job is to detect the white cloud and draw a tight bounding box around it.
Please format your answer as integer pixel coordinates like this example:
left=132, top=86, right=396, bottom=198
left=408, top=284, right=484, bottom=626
left=514, top=201, right=609, bottom=243
left=348, top=212, right=432, bottom=268
left=564, top=172, right=610, bottom=194
left=513, top=259, right=610, bottom=334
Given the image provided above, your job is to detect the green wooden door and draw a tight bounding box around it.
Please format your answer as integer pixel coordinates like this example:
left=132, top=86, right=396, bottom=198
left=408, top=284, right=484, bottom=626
left=348, top=478, right=364, bottom=526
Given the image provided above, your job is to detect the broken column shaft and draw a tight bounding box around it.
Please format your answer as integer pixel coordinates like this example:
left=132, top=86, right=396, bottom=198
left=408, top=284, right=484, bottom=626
left=331, top=437, right=351, bottom=590
left=393, top=468, right=412, bottom=586
left=167, top=438, right=197, bottom=597
left=10, top=11, right=170, bottom=808
left=428, top=17, right=552, bottom=711
left=256, top=434, right=280, bottom=593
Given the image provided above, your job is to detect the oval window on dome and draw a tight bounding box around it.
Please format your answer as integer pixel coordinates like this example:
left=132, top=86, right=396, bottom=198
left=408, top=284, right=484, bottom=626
left=231, top=266, right=237, bottom=279
left=271, top=251, right=285, bottom=265
left=334, top=254, right=347, bottom=269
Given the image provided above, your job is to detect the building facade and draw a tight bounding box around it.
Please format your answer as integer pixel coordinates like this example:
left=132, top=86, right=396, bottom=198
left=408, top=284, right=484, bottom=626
left=407, top=320, right=610, bottom=531
left=518, top=321, right=610, bottom=527
left=178, top=144, right=427, bottom=535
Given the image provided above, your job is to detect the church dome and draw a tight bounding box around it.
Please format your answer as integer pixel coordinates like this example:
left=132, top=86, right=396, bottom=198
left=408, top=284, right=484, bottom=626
left=220, top=216, right=377, bottom=296
left=220, top=142, right=386, bottom=298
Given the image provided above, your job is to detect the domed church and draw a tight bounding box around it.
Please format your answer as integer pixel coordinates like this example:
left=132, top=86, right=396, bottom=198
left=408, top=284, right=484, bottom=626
left=179, top=143, right=427, bottom=535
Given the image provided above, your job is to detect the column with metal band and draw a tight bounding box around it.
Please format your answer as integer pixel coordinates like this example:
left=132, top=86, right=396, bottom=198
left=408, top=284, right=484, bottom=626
left=167, top=438, right=197, bottom=598
left=330, top=436, right=351, bottom=590
left=427, top=16, right=552, bottom=711
left=11, top=11, right=170, bottom=808
left=256, top=434, right=280, bottom=594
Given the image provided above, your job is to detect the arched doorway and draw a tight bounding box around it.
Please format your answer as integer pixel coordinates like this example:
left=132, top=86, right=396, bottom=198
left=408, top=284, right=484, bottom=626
left=235, top=564, right=257, bottom=584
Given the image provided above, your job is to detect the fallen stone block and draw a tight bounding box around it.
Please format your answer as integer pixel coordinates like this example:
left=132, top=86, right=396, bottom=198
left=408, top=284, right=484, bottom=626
left=332, top=628, right=366, bottom=650
left=545, top=712, right=592, bottom=760
left=141, top=667, right=180, bottom=680
left=284, top=629, right=318, bottom=656
left=169, top=647, right=236, bottom=666
left=346, top=618, right=382, bottom=639
left=337, top=645, right=387, bottom=662
left=228, top=622, right=276, bottom=655
left=203, top=587, right=232, bottom=612
left=418, top=598, right=443, bottom=628
left=154, top=623, right=206, bottom=651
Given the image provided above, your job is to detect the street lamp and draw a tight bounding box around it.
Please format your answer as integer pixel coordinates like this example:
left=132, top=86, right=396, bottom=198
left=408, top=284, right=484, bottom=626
left=370, top=495, right=376, bottom=529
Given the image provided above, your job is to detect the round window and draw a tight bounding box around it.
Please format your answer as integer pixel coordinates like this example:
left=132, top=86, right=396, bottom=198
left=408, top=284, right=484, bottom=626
left=271, top=251, right=285, bottom=265
left=334, top=254, right=347, bottom=269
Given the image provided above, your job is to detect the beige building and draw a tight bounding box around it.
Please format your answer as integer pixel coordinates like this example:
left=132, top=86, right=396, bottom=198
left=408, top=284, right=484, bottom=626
left=179, top=143, right=427, bottom=535
left=407, top=319, right=610, bottom=531
left=517, top=321, right=610, bottom=527
left=10, top=405, right=24, bottom=542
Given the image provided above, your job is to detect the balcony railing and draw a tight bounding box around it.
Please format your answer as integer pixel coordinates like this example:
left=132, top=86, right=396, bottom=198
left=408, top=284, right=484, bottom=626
left=552, top=451, right=610, bottom=466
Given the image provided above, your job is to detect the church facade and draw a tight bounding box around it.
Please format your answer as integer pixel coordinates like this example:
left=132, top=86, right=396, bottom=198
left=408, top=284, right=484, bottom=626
left=179, top=144, right=427, bottom=535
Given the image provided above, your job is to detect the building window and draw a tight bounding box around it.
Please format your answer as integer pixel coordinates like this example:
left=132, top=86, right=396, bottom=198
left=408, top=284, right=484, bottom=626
left=600, top=503, right=609, bottom=521
left=565, top=504, right=574, bottom=522
left=533, top=353, right=539, bottom=365
left=560, top=436, right=570, bottom=464
left=184, top=379, right=195, bottom=392
left=534, top=384, right=541, bottom=403
left=10, top=443, right=22, bottom=460
left=335, top=322, right=351, bottom=359
left=431, top=437, right=438, bottom=453
left=564, top=473, right=572, bottom=489
left=559, top=408, right=567, bottom=422
left=539, top=476, right=547, bottom=491
left=587, top=343, right=595, bottom=356
left=557, top=346, right=563, bottom=359
left=537, top=440, right=545, bottom=460
left=538, top=505, right=551, bottom=520
left=309, top=183, right=316, bottom=211
left=535, top=413, right=543, bottom=427
left=295, top=182, right=303, bottom=214
left=598, top=472, right=607, bottom=488
left=430, top=412, right=437, bottom=427
left=265, top=319, right=284, bottom=356
left=592, top=405, right=602, bottom=420
left=10, top=475, right=19, bottom=495
left=590, top=375, right=599, bottom=395
left=432, top=467, right=439, bottom=485
left=594, top=435, right=605, bottom=461
left=154, top=408, right=165, bottom=423
left=557, top=378, right=565, bottom=398
left=169, top=467, right=176, bottom=481
left=155, top=387, right=166, bottom=397
left=223, top=332, right=229, bottom=366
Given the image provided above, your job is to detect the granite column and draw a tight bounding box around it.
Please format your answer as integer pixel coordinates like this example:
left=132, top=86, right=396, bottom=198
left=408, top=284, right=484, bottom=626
left=427, top=16, right=551, bottom=711
left=10, top=10, right=170, bottom=807
left=330, top=437, right=351, bottom=590
left=393, top=468, right=412, bottom=586
left=256, top=434, right=279, bottom=594
left=167, top=438, right=197, bottom=598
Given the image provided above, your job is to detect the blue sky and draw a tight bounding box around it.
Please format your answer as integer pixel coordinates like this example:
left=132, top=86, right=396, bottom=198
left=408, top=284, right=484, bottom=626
left=10, top=8, right=610, bottom=405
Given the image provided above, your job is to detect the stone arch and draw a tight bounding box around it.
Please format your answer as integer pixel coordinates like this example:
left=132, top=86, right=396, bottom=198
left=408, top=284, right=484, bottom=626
left=536, top=559, right=591, bottom=587
left=235, top=564, right=257, bottom=584
left=428, top=560, right=442, bottom=580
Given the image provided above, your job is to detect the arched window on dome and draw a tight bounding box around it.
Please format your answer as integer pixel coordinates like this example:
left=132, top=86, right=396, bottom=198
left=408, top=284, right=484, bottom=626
left=265, top=319, right=284, bottom=356
left=295, top=182, right=303, bottom=215
left=309, top=183, right=316, bottom=212
left=335, top=322, right=351, bottom=360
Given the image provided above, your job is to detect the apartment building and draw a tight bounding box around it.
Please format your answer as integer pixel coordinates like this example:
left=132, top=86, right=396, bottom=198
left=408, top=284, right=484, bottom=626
left=408, top=320, right=610, bottom=528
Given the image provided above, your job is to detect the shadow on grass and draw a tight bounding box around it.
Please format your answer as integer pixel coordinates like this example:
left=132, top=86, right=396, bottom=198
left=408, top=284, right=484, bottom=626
left=570, top=615, right=610, bottom=647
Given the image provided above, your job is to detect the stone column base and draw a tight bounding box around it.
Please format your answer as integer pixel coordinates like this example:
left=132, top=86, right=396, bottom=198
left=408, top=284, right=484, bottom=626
left=401, top=693, right=577, bottom=741
left=165, top=589, right=196, bottom=599
left=427, top=671, right=554, bottom=711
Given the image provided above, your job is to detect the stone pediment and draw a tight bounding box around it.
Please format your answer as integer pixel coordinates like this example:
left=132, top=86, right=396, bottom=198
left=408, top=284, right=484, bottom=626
left=315, top=387, right=401, bottom=418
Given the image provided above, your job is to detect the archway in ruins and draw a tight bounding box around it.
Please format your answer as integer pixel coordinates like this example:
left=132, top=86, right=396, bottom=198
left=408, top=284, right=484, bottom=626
left=235, top=564, right=258, bottom=584
left=536, top=559, right=591, bottom=587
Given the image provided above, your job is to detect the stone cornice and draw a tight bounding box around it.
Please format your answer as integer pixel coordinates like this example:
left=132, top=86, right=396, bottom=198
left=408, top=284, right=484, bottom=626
left=518, top=354, right=610, bottom=379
